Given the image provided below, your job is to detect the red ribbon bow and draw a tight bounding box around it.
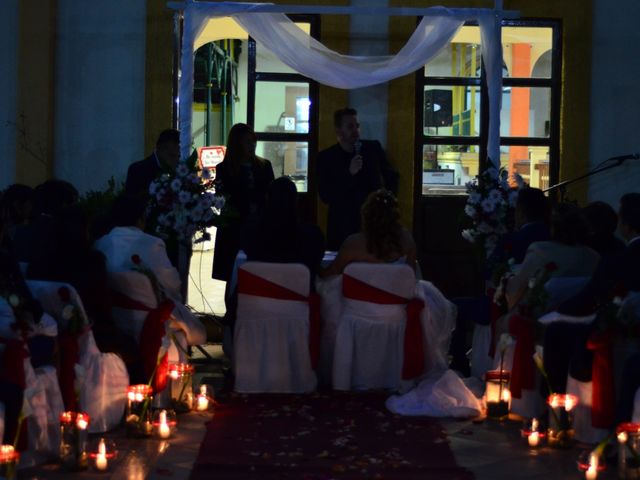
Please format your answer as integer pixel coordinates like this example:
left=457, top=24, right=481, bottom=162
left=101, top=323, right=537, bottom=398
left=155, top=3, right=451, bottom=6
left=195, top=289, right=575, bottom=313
left=237, top=268, right=321, bottom=369
left=111, top=290, right=175, bottom=393
left=586, top=330, right=615, bottom=428
left=508, top=313, right=536, bottom=399
left=342, top=274, right=425, bottom=380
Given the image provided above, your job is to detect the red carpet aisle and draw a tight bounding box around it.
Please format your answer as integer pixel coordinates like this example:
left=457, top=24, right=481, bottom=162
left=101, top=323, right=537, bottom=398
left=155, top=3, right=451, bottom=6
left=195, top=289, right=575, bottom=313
left=190, top=392, right=474, bottom=479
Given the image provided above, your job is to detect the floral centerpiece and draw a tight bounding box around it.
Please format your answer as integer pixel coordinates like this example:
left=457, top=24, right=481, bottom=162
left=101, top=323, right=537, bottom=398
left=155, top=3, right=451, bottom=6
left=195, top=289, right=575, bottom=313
left=462, top=166, right=525, bottom=259
left=147, top=150, right=226, bottom=246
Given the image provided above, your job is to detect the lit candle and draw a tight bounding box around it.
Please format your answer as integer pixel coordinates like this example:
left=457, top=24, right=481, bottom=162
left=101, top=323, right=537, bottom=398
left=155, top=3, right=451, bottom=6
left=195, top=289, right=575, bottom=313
left=95, top=438, right=108, bottom=471
left=528, top=418, right=540, bottom=447
left=76, top=415, right=88, bottom=430
left=585, top=453, right=598, bottom=480
left=196, top=385, right=209, bottom=411
left=618, top=431, right=628, bottom=444
left=565, top=395, right=576, bottom=412
left=501, top=389, right=511, bottom=403
left=158, top=410, right=171, bottom=439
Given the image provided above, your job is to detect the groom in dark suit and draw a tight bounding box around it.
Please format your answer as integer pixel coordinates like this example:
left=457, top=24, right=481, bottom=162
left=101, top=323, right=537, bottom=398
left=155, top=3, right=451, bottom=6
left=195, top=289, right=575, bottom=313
left=125, top=129, right=181, bottom=196
left=317, top=108, right=398, bottom=250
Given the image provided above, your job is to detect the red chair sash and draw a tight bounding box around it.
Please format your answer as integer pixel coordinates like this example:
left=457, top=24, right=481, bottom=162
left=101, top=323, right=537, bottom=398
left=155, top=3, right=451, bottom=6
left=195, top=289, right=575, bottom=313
left=111, top=289, right=174, bottom=393
left=237, top=268, right=321, bottom=369
left=0, top=337, right=29, bottom=450
left=342, top=274, right=425, bottom=380
left=587, top=331, right=615, bottom=428
left=508, top=313, right=536, bottom=399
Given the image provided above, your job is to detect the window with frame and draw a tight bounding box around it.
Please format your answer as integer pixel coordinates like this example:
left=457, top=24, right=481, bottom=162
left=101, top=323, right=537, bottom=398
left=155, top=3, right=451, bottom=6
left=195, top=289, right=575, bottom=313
left=247, top=16, right=319, bottom=193
left=417, top=20, right=561, bottom=196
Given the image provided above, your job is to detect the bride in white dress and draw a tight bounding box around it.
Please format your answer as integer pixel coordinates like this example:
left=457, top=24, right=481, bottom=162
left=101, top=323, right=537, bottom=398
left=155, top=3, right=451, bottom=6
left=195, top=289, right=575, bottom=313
left=318, top=190, right=481, bottom=416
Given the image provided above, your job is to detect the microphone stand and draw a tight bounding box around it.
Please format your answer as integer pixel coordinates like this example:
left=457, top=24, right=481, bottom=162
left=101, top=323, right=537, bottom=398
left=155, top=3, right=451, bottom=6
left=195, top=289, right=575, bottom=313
left=544, top=156, right=636, bottom=202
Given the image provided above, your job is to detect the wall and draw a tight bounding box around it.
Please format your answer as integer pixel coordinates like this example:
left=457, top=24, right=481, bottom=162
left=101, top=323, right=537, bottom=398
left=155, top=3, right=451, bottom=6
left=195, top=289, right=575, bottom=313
left=16, top=0, right=57, bottom=186
left=0, top=0, right=19, bottom=188
left=54, top=0, right=147, bottom=192
left=587, top=0, right=640, bottom=206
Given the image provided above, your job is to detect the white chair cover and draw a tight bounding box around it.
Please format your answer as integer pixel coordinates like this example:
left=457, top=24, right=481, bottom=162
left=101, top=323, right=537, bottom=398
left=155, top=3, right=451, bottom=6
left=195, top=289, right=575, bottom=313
left=26, top=280, right=129, bottom=433
left=233, top=262, right=317, bottom=393
left=332, top=263, right=417, bottom=391
left=544, top=276, right=591, bottom=312
left=0, top=298, right=62, bottom=465
left=109, top=270, right=205, bottom=350
left=566, top=375, right=609, bottom=444
left=27, top=365, right=64, bottom=458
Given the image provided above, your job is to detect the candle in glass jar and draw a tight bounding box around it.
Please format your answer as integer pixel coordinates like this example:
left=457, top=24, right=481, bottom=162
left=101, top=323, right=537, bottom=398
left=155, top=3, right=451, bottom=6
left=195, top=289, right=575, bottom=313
left=196, top=385, right=209, bottom=411
left=158, top=410, right=171, bottom=439
left=528, top=418, right=540, bottom=447
left=95, top=438, right=107, bottom=471
left=585, top=453, right=598, bottom=480
left=76, top=415, right=88, bottom=431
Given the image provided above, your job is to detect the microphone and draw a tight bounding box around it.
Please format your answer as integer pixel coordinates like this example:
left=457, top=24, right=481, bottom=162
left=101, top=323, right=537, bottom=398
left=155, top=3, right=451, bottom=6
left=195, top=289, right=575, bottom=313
left=609, top=153, right=640, bottom=163
left=354, top=140, right=362, bottom=156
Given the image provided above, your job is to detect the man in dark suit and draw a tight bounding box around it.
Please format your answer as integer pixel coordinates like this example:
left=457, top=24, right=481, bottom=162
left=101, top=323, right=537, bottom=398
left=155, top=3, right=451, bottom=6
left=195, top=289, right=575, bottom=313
left=543, top=193, right=640, bottom=395
left=125, top=129, right=181, bottom=196
left=488, top=187, right=551, bottom=270
left=317, top=108, right=398, bottom=251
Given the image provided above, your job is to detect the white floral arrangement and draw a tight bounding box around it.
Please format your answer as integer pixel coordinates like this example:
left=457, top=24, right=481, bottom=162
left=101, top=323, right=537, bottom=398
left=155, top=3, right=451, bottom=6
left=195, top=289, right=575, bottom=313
left=148, top=151, right=226, bottom=244
left=462, top=166, right=525, bottom=258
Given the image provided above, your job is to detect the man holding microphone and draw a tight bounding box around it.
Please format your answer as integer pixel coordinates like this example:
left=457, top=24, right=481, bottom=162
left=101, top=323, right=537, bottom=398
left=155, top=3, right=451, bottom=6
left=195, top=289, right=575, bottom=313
left=317, top=107, right=399, bottom=250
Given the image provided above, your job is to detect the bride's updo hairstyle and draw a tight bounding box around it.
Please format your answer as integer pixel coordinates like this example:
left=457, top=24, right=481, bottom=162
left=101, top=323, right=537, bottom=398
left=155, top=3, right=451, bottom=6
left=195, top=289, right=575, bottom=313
left=361, top=189, right=402, bottom=261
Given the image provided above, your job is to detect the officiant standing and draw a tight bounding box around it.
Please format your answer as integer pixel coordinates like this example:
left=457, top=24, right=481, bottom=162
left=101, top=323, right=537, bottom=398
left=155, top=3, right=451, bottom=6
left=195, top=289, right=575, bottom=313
left=317, top=108, right=398, bottom=251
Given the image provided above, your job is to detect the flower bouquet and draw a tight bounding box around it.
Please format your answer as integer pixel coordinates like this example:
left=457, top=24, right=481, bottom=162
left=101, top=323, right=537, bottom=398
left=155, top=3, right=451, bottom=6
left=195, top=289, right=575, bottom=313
left=147, top=150, right=226, bottom=246
left=462, top=166, right=525, bottom=259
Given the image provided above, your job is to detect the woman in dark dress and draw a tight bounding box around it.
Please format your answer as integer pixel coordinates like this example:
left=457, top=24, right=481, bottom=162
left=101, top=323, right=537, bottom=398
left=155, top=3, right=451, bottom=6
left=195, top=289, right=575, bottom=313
left=212, top=124, right=275, bottom=282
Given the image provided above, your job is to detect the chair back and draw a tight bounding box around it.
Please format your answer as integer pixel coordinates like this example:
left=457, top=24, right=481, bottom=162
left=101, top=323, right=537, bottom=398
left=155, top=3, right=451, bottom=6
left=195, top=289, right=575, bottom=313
left=234, top=262, right=316, bottom=393
left=342, top=263, right=416, bottom=302
left=27, top=280, right=89, bottom=332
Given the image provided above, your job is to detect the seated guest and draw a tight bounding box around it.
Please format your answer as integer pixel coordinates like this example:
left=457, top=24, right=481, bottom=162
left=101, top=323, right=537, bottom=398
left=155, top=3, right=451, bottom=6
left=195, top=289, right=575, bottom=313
left=27, top=206, right=141, bottom=373
left=582, top=201, right=626, bottom=259
left=558, top=193, right=640, bottom=315
left=543, top=194, right=640, bottom=394
left=452, top=188, right=551, bottom=375
left=94, top=195, right=206, bottom=347
left=488, top=187, right=551, bottom=270
left=243, top=176, right=325, bottom=279
left=12, top=179, right=78, bottom=266
left=321, top=189, right=416, bottom=277
left=223, top=177, right=325, bottom=331
left=505, top=203, right=600, bottom=311
left=96, top=195, right=182, bottom=299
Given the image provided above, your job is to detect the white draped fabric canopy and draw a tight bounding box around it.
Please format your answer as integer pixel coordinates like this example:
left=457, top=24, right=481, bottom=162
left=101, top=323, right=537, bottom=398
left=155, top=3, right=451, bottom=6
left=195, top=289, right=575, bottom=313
left=170, top=1, right=513, bottom=168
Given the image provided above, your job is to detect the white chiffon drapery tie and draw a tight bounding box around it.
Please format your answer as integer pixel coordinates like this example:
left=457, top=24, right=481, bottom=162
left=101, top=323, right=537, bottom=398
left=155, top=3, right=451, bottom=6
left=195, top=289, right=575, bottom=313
left=175, top=2, right=505, bottom=165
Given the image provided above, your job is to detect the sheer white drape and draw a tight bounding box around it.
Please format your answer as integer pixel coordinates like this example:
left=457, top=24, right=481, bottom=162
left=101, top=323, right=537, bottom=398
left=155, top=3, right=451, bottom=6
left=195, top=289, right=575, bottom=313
left=177, top=2, right=503, bottom=166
